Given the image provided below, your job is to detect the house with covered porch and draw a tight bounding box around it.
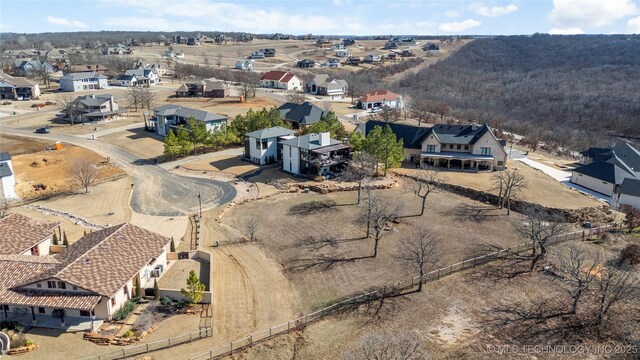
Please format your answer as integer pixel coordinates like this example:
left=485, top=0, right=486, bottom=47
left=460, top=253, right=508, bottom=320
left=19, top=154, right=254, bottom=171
left=0, top=222, right=172, bottom=331
left=362, top=121, right=507, bottom=172
left=151, top=105, right=227, bottom=136
left=281, top=132, right=351, bottom=178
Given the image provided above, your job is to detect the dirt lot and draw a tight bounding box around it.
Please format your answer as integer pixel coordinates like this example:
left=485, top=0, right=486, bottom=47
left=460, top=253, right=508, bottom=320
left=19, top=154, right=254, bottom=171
left=99, top=126, right=165, bottom=160
left=181, top=153, right=259, bottom=176
left=159, top=259, right=210, bottom=291
left=395, top=161, right=602, bottom=210
left=223, top=178, right=528, bottom=312
left=9, top=141, right=124, bottom=199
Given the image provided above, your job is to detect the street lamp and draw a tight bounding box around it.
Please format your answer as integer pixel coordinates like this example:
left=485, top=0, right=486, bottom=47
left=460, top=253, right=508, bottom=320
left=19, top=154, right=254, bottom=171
left=197, top=192, right=202, bottom=219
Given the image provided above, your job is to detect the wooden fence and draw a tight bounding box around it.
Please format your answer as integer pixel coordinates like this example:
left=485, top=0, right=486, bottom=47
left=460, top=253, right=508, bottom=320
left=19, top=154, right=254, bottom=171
left=187, top=223, right=617, bottom=360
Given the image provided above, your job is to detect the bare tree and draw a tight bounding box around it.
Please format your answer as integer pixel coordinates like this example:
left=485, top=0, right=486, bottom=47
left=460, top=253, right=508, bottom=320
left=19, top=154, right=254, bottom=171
left=593, top=262, right=640, bottom=327
left=380, top=106, right=401, bottom=123
left=512, top=208, right=569, bottom=274
left=412, top=100, right=431, bottom=126
left=343, top=333, right=428, bottom=360
left=56, top=93, right=81, bottom=125
left=286, top=90, right=306, bottom=104
left=368, top=193, right=402, bottom=258
left=35, top=67, right=51, bottom=89
left=126, top=87, right=141, bottom=111
left=69, top=157, right=101, bottom=194
left=413, top=170, right=447, bottom=216
left=397, top=228, right=441, bottom=292
left=344, top=152, right=375, bottom=204
left=216, top=54, right=223, bottom=67
left=245, top=218, right=258, bottom=241
left=492, top=169, right=526, bottom=215
left=552, top=245, right=602, bottom=316
left=401, top=94, right=412, bottom=122
left=139, top=87, right=155, bottom=111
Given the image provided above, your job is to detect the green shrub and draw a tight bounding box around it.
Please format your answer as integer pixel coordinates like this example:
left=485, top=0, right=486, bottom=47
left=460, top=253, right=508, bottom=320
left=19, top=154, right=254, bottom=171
left=112, top=300, right=136, bottom=321
left=123, top=330, right=134, bottom=338
left=161, top=296, right=172, bottom=306
left=176, top=300, right=186, bottom=309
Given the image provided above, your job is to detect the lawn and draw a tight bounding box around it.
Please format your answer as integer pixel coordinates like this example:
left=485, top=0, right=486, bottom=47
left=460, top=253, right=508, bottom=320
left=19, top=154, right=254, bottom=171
left=223, top=177, right=527, bottom=312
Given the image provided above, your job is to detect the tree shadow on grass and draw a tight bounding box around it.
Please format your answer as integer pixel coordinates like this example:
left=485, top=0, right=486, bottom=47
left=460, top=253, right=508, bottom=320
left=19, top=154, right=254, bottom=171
left=446, top=204, right=502, bottom=223
left=286, top=253, right=375, bottom=272
left=288, top=200, right=339, bottom=216
left=330, top=283, right=417, bottom=325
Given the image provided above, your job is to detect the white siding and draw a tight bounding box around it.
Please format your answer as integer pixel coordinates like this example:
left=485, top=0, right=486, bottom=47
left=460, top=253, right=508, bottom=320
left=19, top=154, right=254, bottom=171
left=618, top=193, right=640, bottom=210
left=282, top=144, right=300, bottom=174
left=570, top=172, right=615, bottom=196
left=282, top=144, right=292, bottom=172
left=471, top=132, right=507, bottom=169
left=421, top=135, right=441, bottom=153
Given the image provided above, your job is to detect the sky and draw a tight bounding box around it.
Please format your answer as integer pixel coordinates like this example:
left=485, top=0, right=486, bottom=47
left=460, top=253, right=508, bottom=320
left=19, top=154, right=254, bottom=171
left=1, top=0, right=639, bottom=35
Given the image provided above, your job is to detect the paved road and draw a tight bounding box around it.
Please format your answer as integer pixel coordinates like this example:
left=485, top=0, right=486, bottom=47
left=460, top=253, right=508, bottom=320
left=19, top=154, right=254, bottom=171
left=0, top=126, right=236, bottom=216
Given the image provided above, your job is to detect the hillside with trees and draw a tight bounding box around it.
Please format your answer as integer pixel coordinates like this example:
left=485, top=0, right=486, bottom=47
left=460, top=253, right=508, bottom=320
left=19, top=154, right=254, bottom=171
left=394, top=34, right=640, bottom=151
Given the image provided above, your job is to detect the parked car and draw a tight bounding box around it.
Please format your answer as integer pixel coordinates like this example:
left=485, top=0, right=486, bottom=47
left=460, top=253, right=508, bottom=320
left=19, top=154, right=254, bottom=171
left=16, top=96, right=23, bottom=101
left=370, top=107, right=382, bottom=113
left=35, top=127, right=50, bottom=134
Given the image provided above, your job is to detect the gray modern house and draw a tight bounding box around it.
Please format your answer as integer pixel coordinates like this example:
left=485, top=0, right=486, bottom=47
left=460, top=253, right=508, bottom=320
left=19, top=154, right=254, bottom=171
left=151, top=105, right=227, bottom=136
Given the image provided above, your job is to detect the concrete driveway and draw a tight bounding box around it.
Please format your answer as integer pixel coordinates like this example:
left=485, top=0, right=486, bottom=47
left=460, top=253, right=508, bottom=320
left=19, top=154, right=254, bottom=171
left=0, top=126, right=236, bottom=216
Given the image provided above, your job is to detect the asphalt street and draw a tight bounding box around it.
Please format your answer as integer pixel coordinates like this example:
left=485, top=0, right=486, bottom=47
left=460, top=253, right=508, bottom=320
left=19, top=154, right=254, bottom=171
left=0, top=126, right=236, bottom=216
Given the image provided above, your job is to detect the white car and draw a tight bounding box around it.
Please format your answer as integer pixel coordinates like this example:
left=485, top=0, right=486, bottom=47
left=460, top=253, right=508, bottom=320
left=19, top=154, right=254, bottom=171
left=370, top=107, right=382, bottom=113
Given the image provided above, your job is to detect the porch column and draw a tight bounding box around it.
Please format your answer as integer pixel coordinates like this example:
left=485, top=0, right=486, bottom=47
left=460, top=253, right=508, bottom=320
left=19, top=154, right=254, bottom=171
left=31, top=307, right=36, bottom=325
left=476, top=161, right=479, bottom=171
left=2, top=305, right=7, bottom=319
left=60, top=310, right=65, bottom=327
left=490, top=162, right=494, bottom=171
left=461, top=159, right=465, bottom=170
left=447, top=159, right=451, bottom=169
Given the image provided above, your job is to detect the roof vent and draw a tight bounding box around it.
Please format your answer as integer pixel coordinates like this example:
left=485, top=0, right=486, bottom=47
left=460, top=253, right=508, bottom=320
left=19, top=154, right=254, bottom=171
left=471, top=123, right=479, bottom=130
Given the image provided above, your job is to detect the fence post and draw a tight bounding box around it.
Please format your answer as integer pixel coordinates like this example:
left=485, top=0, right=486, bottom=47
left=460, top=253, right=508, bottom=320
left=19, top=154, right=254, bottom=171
left=146, top=343, right=149, bottom=352
left=210, top=350, right=214, bottom=360
left=122, top=349, right=126, bottom=357
left=190, top=332, right=193, bottom=342
left=287, top=321, right=290, bottom=332
left=305, top=314, right=308, bottom=323
left=269, top=327, right=272, bottom=339
left=168, top=337, right=172, bottom=347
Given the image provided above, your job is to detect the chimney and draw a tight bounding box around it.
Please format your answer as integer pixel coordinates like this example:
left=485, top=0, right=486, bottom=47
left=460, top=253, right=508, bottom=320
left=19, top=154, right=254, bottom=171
left=320, top=132, right=330, bottom=147
left=110, top=95, right=115, bottom=111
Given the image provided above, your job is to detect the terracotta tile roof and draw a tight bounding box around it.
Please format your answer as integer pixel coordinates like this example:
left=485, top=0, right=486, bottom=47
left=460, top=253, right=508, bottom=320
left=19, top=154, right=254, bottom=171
left=0, top=214, right=60, bottom=255
left=0, top=256, right=99, bottom=311
left=31, top=223, right=172, bottom=297
left=280, top=73, right=295, bottom=82
left=359, top=89, right=400, bottom=103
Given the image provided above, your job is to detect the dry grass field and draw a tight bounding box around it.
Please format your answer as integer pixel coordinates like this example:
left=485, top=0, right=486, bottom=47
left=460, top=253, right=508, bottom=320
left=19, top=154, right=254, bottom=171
left=223, top=177, right=529, bottom=312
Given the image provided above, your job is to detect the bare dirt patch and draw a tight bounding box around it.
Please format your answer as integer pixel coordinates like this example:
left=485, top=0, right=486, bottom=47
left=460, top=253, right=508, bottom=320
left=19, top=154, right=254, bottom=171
left=99, top=127, right=165, bottom=160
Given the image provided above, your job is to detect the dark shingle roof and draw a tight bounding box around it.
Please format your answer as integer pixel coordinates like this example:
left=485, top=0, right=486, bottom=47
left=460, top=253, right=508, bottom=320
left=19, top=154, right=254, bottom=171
left=573, top=155, right=636, bottom=184
left=75, top=94, right=112, bottom=107
left=611, top=142, right=640, bottom=172
left=619, top=178, right=640, bottom=197
left=364, top=121, right=430, bottom=149
left=278, top=102, right=325, bottom=125
left=153, top=104, right=227, bottom=123
left=0, top=162, right=13, bottom=178
left=429, top=124, right=489, bottom=145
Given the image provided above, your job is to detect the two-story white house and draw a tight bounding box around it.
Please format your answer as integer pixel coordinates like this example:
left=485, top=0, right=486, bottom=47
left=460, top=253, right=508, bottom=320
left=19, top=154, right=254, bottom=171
left=362, top=121, right=508, bottom=171
left=244, top=127, right=295, bottom=165
left=59, top=72, right=108, bottom=92
left=0, top=222, right=172, bottom=329
left=305, top=74, right=348, bottom=99
left=280, top=132, right=351, bottom=178
left=0, top=152, right=17, bottom=201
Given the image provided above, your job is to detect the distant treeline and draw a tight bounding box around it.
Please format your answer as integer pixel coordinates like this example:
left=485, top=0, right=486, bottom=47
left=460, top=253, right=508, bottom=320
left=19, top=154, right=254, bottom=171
left=392, top=34, right=640, bottom=150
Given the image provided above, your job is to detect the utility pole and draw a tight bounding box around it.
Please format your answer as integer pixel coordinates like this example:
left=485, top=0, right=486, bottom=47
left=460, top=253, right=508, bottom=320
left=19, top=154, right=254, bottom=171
left=197, top=192, right=202, bottom=219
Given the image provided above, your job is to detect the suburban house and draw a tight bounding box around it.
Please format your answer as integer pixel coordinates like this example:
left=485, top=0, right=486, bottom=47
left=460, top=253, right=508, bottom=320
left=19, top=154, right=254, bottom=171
left=614, top=178, right=640, bottom=210
left=113, top=74, right=138, bottom=87
left=364, top=53, right=381, bottom=63
left=305, top=74, right=348, bottom=99
left=0, top=223, right=172, bottom=328
left=260, top=71, right=303, bottom=91
left=297, top=59, right=316, bottom=68
left=124, top=67, right=159, bottom=86
left=0, top=72, right=40, bottom=100
left=3, top=49, right=41, bottom=59
left=335, top=49, right=352, bottom=58
left=0, top=214, right=60, bottom=256
left=13, top=60, right=54, bottom=77
left=151, top=105, right=228, bottom=136
left=423, top=43, right=441, bottom=54
left=357, top=90, right=402, bottom=109
left=59, top=72, right=108, bottom=92
left=102, top=44, right=132, bottom=55
left=187, top=37, right=199, bottom=45
left=322, top=59, right=341, bottom=68
left=571, top=142, right=640, bottom=197
left=362, top=121, right=508, bottom=171
left=281, top=132, right=351, bottom=178
left=63, top=94, right=127, bottom=122
left=235, top=60, right=253, bottom=71
left=244, top=127, right=295, bottom=165
left=278, top=102, right=326, bottom=130
left=0, top=152, right=17, bottom=201
left=175, top=80, right=229, bottom=98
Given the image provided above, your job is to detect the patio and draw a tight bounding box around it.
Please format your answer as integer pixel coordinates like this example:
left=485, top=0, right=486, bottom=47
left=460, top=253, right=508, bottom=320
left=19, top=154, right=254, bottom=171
left=2, top=311, right=104, bottom=332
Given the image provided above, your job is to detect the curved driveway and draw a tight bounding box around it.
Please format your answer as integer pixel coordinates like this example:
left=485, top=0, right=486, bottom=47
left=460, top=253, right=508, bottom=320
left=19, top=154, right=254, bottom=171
left=0, top=126, right=236, bottom=216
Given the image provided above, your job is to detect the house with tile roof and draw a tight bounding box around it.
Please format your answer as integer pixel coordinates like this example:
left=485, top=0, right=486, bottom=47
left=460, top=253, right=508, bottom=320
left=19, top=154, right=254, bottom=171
left=280, top=132, right=351, bottom=178
left=0, top=152, right=17, bottom=200
left=59, top=71, right=108, bottom=92
left=244, top=127, right=295, bottom=165
left=0, top=223, right=172, bottom=329
left=305, top=74, right=348, bottom=99
left=571, top=142, right=639, bottom=197
left=278, top=102, right=326, bottom=130
left=362, top=121, right=507, bottom=171
left=175, top=80, right=230, bottom=98
left=260, top=71, right=302, bottom=91
left=0, top=214, right=60, bottom=256
left=0, top=72, right=40, bottom=100
left=357, top=90, right=402, bottom=110
left=151, top=105, right=228, bottom=136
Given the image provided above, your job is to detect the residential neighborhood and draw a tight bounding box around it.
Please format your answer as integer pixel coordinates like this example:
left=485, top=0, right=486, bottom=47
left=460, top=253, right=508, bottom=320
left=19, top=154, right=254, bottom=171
left=0, top=4, right=638, bottom=360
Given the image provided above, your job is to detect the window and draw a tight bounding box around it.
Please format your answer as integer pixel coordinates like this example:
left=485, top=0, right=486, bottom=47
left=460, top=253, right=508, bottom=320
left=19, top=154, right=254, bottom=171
left=449, top=144, right=454, bottom=149
left=36, top=283, right=42, bottom=288
left=47, top=281, right=56, bottom=289
left=457, top=145, right=461, bottom=150
left=80, top=310, right=91, bottom=317
left=480, top=147, right=491, bottom=156
left=111, top=298, right=116, bottom=306
left=426, top=145, right=436, bottom=153
left=464, top=145, right=469, bottom=150
left=38, top=307, right=45, bottom=314
left=261, top=139, right=268, bottom=150
left=73, top=285, right=78, bottom=291
left=58, top=282, right=66, bottom=289
left=497, top=161, right=504, bottom=167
